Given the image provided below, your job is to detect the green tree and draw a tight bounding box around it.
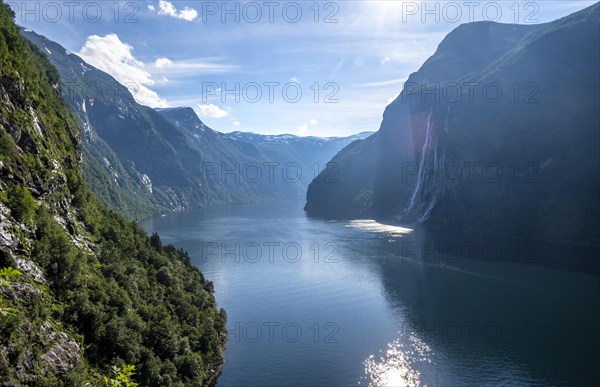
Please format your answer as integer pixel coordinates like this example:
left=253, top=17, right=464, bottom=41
left=0, top=267, right=20, bottom=317
left=5, top=185, right=36, bottom=224
left=149, top=233, right=162, bottom=252
left=104, top=364, right=138, bottom=387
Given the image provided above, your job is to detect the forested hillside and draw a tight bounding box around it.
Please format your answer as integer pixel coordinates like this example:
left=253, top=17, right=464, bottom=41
left=0, top=2, right=226, bottom=385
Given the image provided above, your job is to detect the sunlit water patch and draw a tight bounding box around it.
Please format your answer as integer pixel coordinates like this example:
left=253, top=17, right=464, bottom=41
left=346, top=220, right=413, bottom=239
left=362, top=333, right=433, bottom=387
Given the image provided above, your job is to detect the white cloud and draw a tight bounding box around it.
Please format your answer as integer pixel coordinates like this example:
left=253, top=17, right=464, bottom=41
left=297, top=123, right=309, bottom=135
left=153, top=59, right=239, bottom=75
left=155, top=57, right=173, bottom=68
left=290, top=76, right=299, bottom=83
left=197, top=104, right=229, bottom=118
left=157, top=0, right=198, bottom=21
left=148, top=5, right=155, bottom=12
left=232, top=119, right=240, bottom=127
left=354, top=78, right=406, bottom=88
left=381, top=56, right=391, bottom=64
left=78, top=34, right=168, bottom=108
left=297, top=119, right=319, bottom=135
left=131, top=86, right=169, bottom=109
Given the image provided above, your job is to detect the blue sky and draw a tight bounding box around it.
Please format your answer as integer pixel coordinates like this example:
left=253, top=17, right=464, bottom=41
left=10, top=0, right=595, bottom=136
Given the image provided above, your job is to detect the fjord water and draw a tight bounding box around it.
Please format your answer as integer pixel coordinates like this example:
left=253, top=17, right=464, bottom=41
left=141, top=203, right=599, bottom=386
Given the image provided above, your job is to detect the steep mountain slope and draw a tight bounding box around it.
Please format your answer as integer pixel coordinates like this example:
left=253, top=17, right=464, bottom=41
left=22, top=29, right=196, bottom=219
left=22, top=30, right=273, bottom=218
left=306, top=4, right=600, bottom=245
left=306, top=20, right=541, bottom=219
left=0, top=2, right=225, bottom=385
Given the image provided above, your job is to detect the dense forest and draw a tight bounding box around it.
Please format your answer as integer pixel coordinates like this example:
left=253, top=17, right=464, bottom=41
left=0, top=1, right=226, bottom=385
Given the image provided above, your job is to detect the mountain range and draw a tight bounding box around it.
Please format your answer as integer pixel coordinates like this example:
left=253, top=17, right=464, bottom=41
left=22, top=29, right=371, bottom=220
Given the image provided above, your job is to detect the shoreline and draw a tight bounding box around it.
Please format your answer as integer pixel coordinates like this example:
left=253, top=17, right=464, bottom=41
left=204, top=330, right=228, bottom=387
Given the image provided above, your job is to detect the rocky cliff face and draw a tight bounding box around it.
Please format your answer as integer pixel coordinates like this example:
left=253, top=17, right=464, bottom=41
left=306, top=4, right=600, bottom=245
left=1, top=4, right=92, bottom=379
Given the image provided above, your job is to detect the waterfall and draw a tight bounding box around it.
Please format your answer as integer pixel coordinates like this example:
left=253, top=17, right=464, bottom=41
left=406, top=107, right=434, bottom=214
left=406, top=106, right=450, bottom=222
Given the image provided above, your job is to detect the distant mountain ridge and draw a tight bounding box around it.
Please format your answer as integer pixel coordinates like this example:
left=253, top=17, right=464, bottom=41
left=158, top=107, right=373, bottom=197
left=225, top=129, right=373, bottom=186
left=305, top=4, right=600, bottom=245
left=227, top=131, right=373, bottom=145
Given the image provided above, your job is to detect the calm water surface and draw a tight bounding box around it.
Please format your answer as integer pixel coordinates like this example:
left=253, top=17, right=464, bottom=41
left=141, top=202, right=599, bottom=386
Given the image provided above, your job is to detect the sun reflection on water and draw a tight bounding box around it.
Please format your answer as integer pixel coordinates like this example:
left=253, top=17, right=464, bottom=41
left=362, top=334, right=433, bottom=387
left=346, top=220, right=413, bottom=238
